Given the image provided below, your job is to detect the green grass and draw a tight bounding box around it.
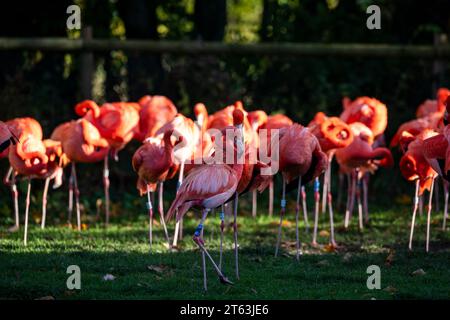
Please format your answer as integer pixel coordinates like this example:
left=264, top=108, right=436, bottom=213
left=1, top=203, right=450, bottom=300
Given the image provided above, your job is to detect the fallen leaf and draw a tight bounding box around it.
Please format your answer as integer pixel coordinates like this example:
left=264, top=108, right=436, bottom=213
left=250, top=256, right=263, bottom=263
left=103, top=274, right=115, bottom=281
left=323, top=244, right=337, bottom=253
left=35, top=296, right=55, bottom=300
left=342, top=252, right=352, bottom=262
left=383, top=286, right=397, bottom=293
left=317, top=260, right=329, bottom=267
left=385, top=249, right=395, bottom=267
left=319, top=230, right=330, bottom=237
left=81, top=223, right=88, bottom=230
left=251, top=288, right=258, bottom=294
left=411, top=268, right=426, bottom=276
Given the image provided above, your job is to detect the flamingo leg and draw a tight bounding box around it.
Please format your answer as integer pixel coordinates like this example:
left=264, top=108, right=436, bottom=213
left=158, top=182, right=171, bottom=248
left=41, top=177, right=50, bottom=229
left=268, top=179, right=274, bottom=217
left=327, top=168, right=337, bottom=247
left=274, top=177, right=286, bottom=257
left=344, top=173, right=352, bottom=229
left=193, top=208, right=233, bottom=287
left=172, top=161, right=185, bottom=248
left=357, top=172, right=364, bottom=231
left=336, top=171, right=344, bottom=211
left=426, top=178, right=435, bottom=253
left=301, top=185, right=309, bottom=232
left=233, top=192, right=239, bottom=280
left=349, top=171, right=356, bottom=220
left=321, top=165, right=329, bottom=214
left=419, top=194, right=424, bottom=216
left=408, top=180, right=420, bottom=251
left=219, top=204, right=225, bottom=270
left=434, top=177, right=440, bottom=212
left=72, top=163, right=81, bottom=232
left=362, top=173, right=369, bottom=224
left=68, top=167, right=74, bottom=225
left=23, top=178, right=31, bottom=246
left=104, top=154, right=111, bottom=226
left=201, top=226, right=207, bottom=291
left=5, top=167, right=20, bottom=231
left=312, top=177, right=320, bottom=246
left=295, top=177, right=302, bottom=261
left=442, top=179, right=448, bottom=231
left=252, top=190, right=257, bottom=218
left=146, top=184, right=154, bottom=250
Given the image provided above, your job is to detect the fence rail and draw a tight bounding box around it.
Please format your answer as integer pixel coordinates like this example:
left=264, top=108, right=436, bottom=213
left=0, top=38, right=450, bottom=58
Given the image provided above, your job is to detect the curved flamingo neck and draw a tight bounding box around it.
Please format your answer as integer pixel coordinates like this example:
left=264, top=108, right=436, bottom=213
left=75, top=100, right=101, bottom=118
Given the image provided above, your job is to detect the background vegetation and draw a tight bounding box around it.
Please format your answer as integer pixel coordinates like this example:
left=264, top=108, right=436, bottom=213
left=1, top=0, right=450, bottom=223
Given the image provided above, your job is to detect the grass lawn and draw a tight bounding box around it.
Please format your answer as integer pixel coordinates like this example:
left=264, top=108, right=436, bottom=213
left=1, top=202, right=450, bottom=300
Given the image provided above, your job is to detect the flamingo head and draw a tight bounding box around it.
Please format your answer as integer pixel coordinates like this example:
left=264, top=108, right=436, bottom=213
left=75, top=100, right=100, bottom=118
left=194, top=103, right=207, bottom=127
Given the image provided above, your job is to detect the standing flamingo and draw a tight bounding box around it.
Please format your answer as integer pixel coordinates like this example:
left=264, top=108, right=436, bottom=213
left=308, top=112, right=353, bottom=246
left=335, top=122, right=393, bottom=230
left=166, top=109, right=245, bottom=290
left=52, top=119, right=109, bottom=230
left=75, top=100, right=140, bottom=225
left=261, top=114, right=294, bottom=217
left=2, top=118, right=43, bottom=231
left=271, top=124, right=328, bottom=260
left=132, top=130, right=181, bottom=249
left=399, top=130, right=438, bottom=251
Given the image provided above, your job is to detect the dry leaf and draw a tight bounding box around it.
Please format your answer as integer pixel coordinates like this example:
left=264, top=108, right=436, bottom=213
left=147, top=265, right=169, bottom=274
left=319, top=230, right=330, bottom=237
left=411, top=268, right=426, bottom=276
left=317, top=260, right=329, bottom=267
left=35, top=296, right=55, bottom=300
left=385, top=249, right=395, bottom=267
left=323, top=244, right=337, bottom=253
left=383, top=286, right=397, bottom=293
left=342, top=252, right=352, bottom=262
left=103, top=274, right=115, bottom=281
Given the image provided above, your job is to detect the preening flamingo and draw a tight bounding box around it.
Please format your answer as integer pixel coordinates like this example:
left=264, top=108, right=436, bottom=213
left=52, top=119, right=109, bottom=230
left=247, top=110, right=268, bottom=218
left=2, top=117, right=42, bottom=231
left=260, top=114, right=294, bottom=218
left=399, top=129, right=439, bottom=251
left=335, top=122, right=393, bottom=230
left=308, top=112, right=354, bottom=246
left=0, top=121, right=18, bottom=154
left=271, top=124, right=328, bottom=260
left=166, top=109, right=245, bottom=290
left=135, top=95, right=178, bottom=141
left=75, top=100, right=140, bottom=225
left=132, top=130, right=181, bottom=249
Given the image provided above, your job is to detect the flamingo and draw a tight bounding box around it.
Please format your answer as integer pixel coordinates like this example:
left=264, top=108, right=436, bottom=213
left=132, top=129, right=181, bottom=249
left=247, top=110, right=268, bottom=218
left=308, top=112, right=354, bottom=246
left=268, top=124, right=328, bottom=260
left=51, top=119, right=109, bottom=230
left=335, top=122, right=393, bottom=230
left=166, top=109, right=245, bottom=290
left=75, top=100, right=140, bottom=225
left=135, top=95, right=178, bottom=141
left=260, top=114, right=294, bottom=218
left=399, top=130, right=439, bottom=251
left=8, top=131, right=48, bottom=245
left=2, top=118, right=42, bottom=231
left=156, top=113, right=201, bottom=247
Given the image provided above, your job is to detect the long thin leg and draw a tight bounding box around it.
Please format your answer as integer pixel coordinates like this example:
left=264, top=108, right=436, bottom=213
left=268, top=179, right=274, bottom=217
left=41, top=177, right=50, bottom=229
left=426, top=178, right=435, bottom=253
left=158, top=182, right=171, bottom=247
left=72, top=163, right=81, bottom=231
left=327, top=168, right=337, bottom=247
left=104, top=154, right=111, bottom=226
left=274, top=177, right=286, bottom=257
left=68, top=167, right=74, bottom=225
left=252, top=190, right=257, bottom=218
left=146, top=184, right=154, bottom=250
left=6, top=168, right=20, bottom=231
left=362, top=173, right=369, bottom=224
left=344, top=173, right=352, bottom=228
left=302, top=185, right=309, bottom=232
left=219, top=205, right=225, bottom=270
left=408, top=180, right=420, bottom=251
left=23, top=178, right=31, bottom=246
left=349, top=171, right=356, bottom=219
left=442, top=179, right=448, bottom=231
left=322, top=165, right=329, bottom=214
left=419, top=194, right=424, bottom=216
left=172, top=161, right=185, bottom=248
left=357, top=172, right=364, bottom=231
left=295, top=177, right=302, bottom=261
left=312, top=177, right=320, bottom=245
left=233, top=192, right=239, bottom=280
left=193, top=209, right=233, bottom=286
left=434, top=177, right=440, bottom=212
left=336, top=171, right=344, bottom=211
left=201, top=227, right=207, bottom=291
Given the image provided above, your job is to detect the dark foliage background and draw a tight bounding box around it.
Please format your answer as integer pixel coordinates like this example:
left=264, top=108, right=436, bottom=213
left=1, top=0, right=450, bottom=221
